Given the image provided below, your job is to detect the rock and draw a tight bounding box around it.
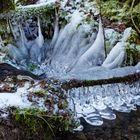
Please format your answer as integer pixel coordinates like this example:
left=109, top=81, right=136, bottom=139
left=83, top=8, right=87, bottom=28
left=0, top=63, right=42, bottom=80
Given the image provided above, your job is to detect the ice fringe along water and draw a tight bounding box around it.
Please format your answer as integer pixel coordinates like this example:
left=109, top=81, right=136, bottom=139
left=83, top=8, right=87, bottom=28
left=66, top=81, right=140, bottom=126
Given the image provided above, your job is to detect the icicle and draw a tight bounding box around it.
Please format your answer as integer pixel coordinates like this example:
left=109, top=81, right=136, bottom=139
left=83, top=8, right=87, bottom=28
left=50, top=10, right=59, bottom=48
left=7, top=44, right=25, bottom=62
left=102, top=42, right=125, bottom=69
left=8, top=19, right=17, bottom=40
left=19, top=24, right=27, bottom=45
left=102, top=27, right=132, bottom=69
left=30, top=43, right=43, bottom=63
left=67, top=80, right=140, bottom=126
left=18, top=25, right=29, bottom=58
left=121, top=27, right=132, bottom=42
left=54, top=31, right=75, bottom=63
left=66, top=28, right=86, bottom=59
left=64, top=29, right=88, bottom=67
left=66, top=43, right=91, bottom=73
left=51, top=10, right=83, bottom=61
left=6, top=18, right=10, bottom=34
left=35, top=17, right=44, bottom=47
left=72, top=17, right=105, bottom=70
left=51, top=25, right=70, bottom=60
left=0, top=36, right=4, bottom=48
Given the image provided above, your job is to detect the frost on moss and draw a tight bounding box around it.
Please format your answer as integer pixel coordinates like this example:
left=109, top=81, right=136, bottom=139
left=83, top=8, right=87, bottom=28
left=125, top=45, right=140, bottom=66
left=11, top=107, right=74, bottom=139
left=124, top=29, right=140, bottom=66
left=16, top=0, right=38, bottom=6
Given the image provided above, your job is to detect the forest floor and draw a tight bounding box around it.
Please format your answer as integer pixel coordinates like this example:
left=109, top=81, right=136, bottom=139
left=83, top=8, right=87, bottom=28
left=0, top=0, right=140, bottom=139
left=0, top=107, right=140, bottom=140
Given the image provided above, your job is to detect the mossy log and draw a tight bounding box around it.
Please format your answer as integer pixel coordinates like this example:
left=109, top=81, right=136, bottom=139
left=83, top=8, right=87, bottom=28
left=61, top=72, right=140, bottom=90
left=0, top=63, right=139, bottom=90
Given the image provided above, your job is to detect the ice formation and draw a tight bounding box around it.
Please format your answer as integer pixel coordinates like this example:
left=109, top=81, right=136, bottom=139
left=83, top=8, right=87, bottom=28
left=1, top=4, right=139, bottom=127
left=67, top=81, right=140, bottom=126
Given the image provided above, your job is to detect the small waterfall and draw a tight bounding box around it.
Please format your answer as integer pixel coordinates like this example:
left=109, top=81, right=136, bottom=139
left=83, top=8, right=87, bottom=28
left=50, top=10, right=83, bottom=65
left=50, top=12, right=59, bottom=49
left=67, top=81, right=140, bottom=126
left=18, top=25, right=29, bottom=58
left=71, top=17, right=105, bottom=71
left=5, top=12, right=140, bottom=127
left=35, top=17, right=44, bottom=48
left=6, top=14, right=138, bottom=78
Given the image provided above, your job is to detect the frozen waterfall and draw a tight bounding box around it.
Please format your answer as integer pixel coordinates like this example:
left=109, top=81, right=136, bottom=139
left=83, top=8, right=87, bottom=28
left=5, top=14, right=140, bottom=127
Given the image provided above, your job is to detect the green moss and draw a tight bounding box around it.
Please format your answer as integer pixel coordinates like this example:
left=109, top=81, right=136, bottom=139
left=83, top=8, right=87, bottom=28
left=12, top=108, right=47, bottom=132
left=102, top=0, right=140, bottom=28
left=11, top=107, right=74, bottom=139
left=125, top=46, right=140, bottom=66
left=127, top=29, right=139, bottom=43
left=28, top=63, right=38, bottom=71
left=0, top=19, right=7, bottom=30
left=13, top=2, right=58, bottom=19
left=34, top=89, right=47, bottom=97
left=102, top=0, right=125, bottom=22
left=58, top=99, right=68, bottom=109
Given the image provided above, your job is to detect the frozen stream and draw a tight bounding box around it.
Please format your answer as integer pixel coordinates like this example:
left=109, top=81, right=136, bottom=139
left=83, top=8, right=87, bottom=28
left=0, top=5, right=140, bottom=127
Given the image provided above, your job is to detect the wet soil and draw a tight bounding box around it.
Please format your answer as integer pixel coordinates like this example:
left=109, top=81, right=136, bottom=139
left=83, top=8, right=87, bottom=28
left=0, top=114, right=50, bottom=140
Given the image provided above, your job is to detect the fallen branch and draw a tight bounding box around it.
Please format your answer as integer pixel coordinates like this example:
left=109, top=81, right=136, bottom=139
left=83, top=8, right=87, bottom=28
left=61, top=72, right=140, bottom=90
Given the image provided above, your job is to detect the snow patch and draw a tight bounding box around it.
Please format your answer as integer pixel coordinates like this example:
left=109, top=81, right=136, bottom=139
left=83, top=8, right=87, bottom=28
left=18, top=0, right=56, bottom=9
left=0, top=83, right=31, bottom=109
